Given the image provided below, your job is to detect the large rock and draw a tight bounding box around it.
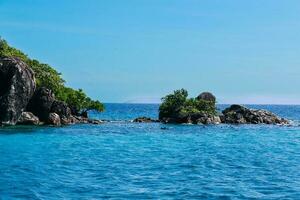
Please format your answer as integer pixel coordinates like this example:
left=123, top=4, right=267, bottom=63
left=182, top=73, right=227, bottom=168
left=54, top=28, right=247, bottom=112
left=27, top=87, right=55, bottom=122
left=222, top=104, right=289, bottom=125
left=0, top=57, right=36, bottom=125
left=51, top=100, right=71, bottom=118
left=50, top=100, right=71, bottom=125
left=193, top=114, right=221, bottom=125
left=17, top=112, right=40, bottom=125
left=196, top=92, right=216, bottom=102
left=47, top=113, right=61, bottom=126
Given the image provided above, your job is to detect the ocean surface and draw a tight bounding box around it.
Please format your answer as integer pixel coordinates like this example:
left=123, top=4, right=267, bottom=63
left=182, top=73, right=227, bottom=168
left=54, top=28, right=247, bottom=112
left=1, top=104, right=300, bottom=199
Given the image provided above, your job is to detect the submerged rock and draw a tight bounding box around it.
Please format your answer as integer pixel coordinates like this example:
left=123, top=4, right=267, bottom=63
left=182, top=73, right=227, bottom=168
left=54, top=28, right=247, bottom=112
left=88, top=119, right=103, bottom=124
left=17, top=112, right=40, bottom=125
left=222, top=104, right=289, bottom=125
left=133, top=117, right=159, bottom=123
left=0, top=57, right=36, bottom=125
left=27, top=87, right=55, bottom=122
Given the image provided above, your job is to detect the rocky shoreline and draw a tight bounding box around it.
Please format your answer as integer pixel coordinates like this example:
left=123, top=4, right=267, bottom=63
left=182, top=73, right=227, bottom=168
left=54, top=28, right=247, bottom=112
left=133, top=104, right=290, bottom=126
left=0, top=57, right=102, bottom=126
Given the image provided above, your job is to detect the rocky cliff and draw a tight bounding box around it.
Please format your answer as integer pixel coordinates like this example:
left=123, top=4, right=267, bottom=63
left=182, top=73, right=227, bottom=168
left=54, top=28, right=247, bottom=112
left=0, top=57, right=35, bottom=125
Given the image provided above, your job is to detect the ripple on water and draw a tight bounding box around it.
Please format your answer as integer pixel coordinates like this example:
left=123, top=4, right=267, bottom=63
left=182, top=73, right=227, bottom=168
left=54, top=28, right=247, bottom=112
left=1, top=104, right=300, bottom=199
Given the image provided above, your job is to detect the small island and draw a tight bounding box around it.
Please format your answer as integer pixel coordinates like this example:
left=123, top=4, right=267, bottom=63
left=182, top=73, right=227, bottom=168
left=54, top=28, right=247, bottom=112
left=157, top=89, right=289, bottom=125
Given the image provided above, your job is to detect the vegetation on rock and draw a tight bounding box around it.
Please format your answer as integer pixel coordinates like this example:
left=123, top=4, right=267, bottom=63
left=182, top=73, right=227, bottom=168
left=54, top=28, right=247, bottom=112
left=159, top=89, right=217, bottom=120
left=0, top=38, right=104, bottom=113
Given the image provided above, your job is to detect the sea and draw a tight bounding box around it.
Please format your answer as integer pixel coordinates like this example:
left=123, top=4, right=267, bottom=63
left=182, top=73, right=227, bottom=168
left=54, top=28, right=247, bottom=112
left=0, top=104, right=300, bottom=199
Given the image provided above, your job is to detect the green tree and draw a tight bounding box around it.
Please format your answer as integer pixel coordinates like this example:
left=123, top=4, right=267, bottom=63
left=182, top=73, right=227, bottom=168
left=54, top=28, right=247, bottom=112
left=159, top=89, right=188, bottom=119
left=159, top=89, right=216, bottom=120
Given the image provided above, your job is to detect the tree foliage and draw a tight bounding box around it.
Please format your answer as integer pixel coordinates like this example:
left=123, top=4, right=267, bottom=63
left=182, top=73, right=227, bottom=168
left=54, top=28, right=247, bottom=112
left=56, top=87, right=104, bottom=112
left=0, top=38, right=104, bottom=113
left=159, top=89, right=216, bottom=119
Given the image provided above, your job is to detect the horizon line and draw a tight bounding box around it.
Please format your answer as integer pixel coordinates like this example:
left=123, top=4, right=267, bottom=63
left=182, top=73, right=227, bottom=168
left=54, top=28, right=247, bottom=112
left=102, top=102, right=300, bottom=106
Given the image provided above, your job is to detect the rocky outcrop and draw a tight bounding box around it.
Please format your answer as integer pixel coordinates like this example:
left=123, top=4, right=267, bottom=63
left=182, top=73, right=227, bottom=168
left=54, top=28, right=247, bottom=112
left=17, top=112, right=40, bottom=125
left=26, top=88, right=102, bottom=126
left=0, top=57, right=36, bottom=125
left=27, top=87, right=55, bottom=122
left=0, top=57, right=103, bottom=127
left=133, top=117, right=159, bottom=123
left=27, top=88, right=96, bottom=126
left=221, top=105, right=289, bottom=125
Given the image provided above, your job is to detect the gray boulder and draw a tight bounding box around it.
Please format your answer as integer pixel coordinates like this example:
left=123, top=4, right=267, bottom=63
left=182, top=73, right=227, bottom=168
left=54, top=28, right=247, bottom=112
left=17, top=112, right=40, bottom=125
left=196, top=92, right=216, bottom=102
left=47, top=113, right=61, bottom=126
left=0, top=57, right=36, bottom=125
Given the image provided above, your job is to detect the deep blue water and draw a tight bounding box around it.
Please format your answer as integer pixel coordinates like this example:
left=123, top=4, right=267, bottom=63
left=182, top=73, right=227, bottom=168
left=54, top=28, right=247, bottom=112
left=1, top=104, right=300, bottom=199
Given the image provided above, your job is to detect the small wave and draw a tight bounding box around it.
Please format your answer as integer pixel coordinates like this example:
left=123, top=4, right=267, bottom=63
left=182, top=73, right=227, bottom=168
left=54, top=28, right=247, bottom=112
left=287, top=120, right=300, bottom=127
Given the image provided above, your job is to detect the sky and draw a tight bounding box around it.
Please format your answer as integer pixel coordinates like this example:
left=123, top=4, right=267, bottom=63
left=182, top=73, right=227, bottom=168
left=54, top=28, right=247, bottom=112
left=0, top=0, right=300, bottom=104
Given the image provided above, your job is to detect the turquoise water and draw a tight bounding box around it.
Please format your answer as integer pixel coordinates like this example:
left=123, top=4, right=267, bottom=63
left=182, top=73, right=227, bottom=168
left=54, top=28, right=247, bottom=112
left=1, top=104, right=300, bottom=199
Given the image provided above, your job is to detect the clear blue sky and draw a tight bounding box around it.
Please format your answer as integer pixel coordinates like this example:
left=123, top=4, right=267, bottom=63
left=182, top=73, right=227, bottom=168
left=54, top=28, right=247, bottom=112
left=1, top=0, right=300, bottom=104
